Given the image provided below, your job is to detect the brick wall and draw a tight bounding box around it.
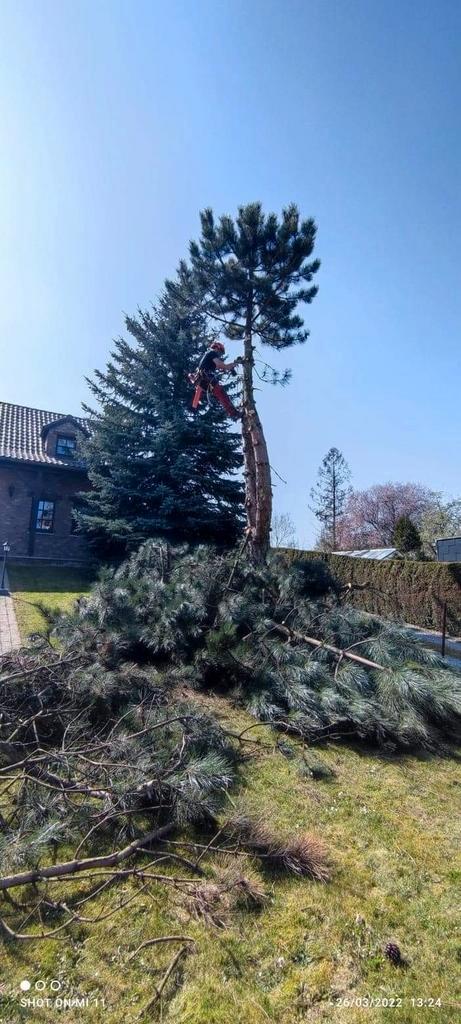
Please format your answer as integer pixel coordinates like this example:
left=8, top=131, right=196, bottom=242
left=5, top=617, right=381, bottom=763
left=0, top=461, right=91, bottom=564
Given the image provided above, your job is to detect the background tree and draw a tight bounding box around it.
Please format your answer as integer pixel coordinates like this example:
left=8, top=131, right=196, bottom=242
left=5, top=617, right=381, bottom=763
left=271, top=512, right=298, bottom=548
left=392, top=514, right=422, bottom=555
left=419, top=496, right=461, bottom=558
left=336, top=481, right=435, bottom=550
left=310, top=447, right=351, bottom=550
left=183, top=202, right=320, bottom=563
left=78, top=278, right=244, bottom=553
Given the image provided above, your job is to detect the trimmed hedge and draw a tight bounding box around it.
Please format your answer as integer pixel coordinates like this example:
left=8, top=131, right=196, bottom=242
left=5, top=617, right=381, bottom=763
left=278, top=549, right=461, bottom=634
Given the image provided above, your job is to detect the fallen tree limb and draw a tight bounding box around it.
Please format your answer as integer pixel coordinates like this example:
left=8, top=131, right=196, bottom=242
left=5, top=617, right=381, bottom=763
left=0, top=823, right=175, bottom=891
left=271, top=623, right=384, bottom=671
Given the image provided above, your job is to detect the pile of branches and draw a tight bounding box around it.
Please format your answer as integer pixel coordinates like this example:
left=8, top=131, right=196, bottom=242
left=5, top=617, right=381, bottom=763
left=56, top=540, right=461, bottom=752
left=0, top=627, right=327, bottom=952
left=1, top=539, right=460, bottom=951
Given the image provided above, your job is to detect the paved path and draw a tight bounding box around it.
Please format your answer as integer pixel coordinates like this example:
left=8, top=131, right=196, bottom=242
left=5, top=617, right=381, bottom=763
left=0, top=573, right=21, bottom=655
left=407, top=623, right=461, bottom=672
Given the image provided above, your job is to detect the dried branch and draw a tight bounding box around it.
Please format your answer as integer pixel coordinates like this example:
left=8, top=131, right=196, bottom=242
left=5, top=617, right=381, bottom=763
left=0, top=913, right=79, bottom=942
left=0, top=653, right=83, bottom=686
left=0, top=823, right=174, bottom=892
left=127, top=934, right=195, bottom=961
left=136, top=945, right=191, bottom=1018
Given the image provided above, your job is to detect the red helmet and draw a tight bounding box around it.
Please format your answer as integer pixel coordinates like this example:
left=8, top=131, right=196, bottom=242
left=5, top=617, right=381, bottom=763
left=211, top=341, right=225, bottom=353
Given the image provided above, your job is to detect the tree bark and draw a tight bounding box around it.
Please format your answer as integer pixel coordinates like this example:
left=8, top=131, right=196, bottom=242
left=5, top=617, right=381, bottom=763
left=242, top=297, right=272, bottom=564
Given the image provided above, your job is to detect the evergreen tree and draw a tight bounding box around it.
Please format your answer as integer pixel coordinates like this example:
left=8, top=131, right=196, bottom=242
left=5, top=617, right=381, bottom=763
left=392, top=514, right=422, bottom=554
left=175, top=203, right=320, bottom=563
left=78, top=278, right=244, bottom=552
left=310, top=448, right=351, bottom=549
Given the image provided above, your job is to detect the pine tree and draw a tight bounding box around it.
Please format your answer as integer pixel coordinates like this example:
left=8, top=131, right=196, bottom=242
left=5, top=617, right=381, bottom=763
left=392, top=515, right=422, bottom=554
left=310, top=448, right=351, bottom=549
left=180, top=203, right=320, bottom=563
left=78, top=277, right=244, bottom=553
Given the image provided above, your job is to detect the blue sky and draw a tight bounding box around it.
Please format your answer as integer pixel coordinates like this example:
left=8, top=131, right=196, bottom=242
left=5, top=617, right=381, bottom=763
left=1, top=0, right=460, bottom=545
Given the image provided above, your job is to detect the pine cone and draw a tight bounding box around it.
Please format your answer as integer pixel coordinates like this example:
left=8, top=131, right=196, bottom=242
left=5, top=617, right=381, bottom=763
left=384, top=942, right=402, bottom=965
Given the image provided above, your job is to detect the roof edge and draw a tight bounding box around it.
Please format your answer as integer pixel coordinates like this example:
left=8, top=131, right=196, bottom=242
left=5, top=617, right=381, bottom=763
left=41, top=415, right=90, bottom=438
left=0, top=455, right=88, bottom=472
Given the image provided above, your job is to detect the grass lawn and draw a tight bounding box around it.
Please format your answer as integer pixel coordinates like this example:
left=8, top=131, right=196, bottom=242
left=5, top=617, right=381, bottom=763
left=7, top=564, right=95, bottom=639
left=0, top=692, right=459, bottom=1023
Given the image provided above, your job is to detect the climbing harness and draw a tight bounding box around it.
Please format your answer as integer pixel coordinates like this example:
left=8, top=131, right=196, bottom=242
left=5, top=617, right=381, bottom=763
left=188, top=346, right=243, bottom=420
left=188, top=368, right=241, bottom=419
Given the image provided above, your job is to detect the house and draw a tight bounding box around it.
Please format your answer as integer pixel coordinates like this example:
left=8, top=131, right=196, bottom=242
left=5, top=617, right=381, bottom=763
left=0, top=401, right=92, bottom=565
left=332, top=547, right=400, bottom=561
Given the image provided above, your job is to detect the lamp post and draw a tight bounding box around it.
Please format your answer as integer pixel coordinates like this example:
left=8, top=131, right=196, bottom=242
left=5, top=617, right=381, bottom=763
left=1, top=541, right=10, bottom=591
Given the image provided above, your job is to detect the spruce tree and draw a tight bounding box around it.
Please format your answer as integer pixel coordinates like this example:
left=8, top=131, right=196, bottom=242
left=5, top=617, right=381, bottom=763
left=310, top=447, right=351, bottom=549
left=79, top=278, right=244, bottom=552
left=392, top=514, right=422, bottom=554
left=179, top=203, right=320, bottom=563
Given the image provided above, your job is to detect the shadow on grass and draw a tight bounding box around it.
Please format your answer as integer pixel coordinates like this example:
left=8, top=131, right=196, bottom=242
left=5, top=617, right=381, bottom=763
left=9, top=566, right=95, bottom=595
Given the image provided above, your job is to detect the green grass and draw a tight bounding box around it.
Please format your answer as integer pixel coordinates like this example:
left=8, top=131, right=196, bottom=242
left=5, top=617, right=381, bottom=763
left=7, top=564, right=94, bottom=639
left=1, top=692, right=460, bottom=1023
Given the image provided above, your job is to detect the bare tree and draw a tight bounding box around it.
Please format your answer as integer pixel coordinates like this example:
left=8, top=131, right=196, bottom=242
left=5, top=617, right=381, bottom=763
left=271, top=512, right=298, bottom=549
left=336, top=482, right=436, bottom=549
left=419, top=495, right=461, bottom=557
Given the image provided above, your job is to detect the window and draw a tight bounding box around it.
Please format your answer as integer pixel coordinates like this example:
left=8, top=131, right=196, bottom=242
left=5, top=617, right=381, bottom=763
left=56, top=435, right=76, bottom=458
left=36, top=500, right=55, bottom=532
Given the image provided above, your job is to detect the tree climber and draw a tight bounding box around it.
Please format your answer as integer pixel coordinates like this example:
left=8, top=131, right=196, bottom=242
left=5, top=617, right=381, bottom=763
left=189, top=341, right=242, bottom=419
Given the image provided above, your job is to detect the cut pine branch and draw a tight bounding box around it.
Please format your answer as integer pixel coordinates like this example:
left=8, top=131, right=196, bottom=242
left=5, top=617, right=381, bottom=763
left=0, top=823, right=174, bottom=892
left=271, top=623, right=384, bottom=671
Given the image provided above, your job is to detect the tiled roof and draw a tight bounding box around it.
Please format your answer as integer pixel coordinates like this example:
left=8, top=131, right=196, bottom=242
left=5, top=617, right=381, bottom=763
left=0, top=401, right=89, bottom=467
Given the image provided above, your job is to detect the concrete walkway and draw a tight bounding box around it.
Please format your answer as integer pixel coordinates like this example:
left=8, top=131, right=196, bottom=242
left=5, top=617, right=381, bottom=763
left=405, top=622, right=461, bottom=672
left=0, top=572, right=21, bottom=655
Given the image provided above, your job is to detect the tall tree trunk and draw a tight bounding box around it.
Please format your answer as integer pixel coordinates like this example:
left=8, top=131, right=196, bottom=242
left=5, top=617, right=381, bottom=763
left=241, top=410, right=257, bottom=538
left=242, top=301, right=272, bottom=564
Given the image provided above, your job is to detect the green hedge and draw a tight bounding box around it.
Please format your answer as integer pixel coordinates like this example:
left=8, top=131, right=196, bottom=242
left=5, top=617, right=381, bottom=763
left=278, top=550, right=461, bottom=634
